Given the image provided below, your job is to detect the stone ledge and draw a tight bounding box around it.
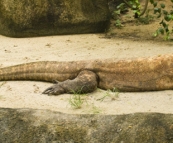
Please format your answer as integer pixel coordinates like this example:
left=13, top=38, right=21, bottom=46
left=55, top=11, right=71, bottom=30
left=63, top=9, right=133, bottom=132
left=0, top=0, right=110, bottom=37
left=0, top=108, right=173, bottom=143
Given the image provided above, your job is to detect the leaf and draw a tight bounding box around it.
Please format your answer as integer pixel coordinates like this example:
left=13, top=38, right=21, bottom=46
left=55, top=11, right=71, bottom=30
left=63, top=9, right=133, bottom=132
left=153, top=2, right=157, bottom=7
left=165, top=26, right=169, bottom=33
left=157, top=13, right=162, bottom=18
left=160, top=3, right=165, bottom=8
left=164, top=35, right=170, bottom=40
left=153, top=32, right=158, bottom=37
left=158, top=27, right=164, bottom=35
left=164, top=15, right=173, bottom=21
left=150, top=0, right=154, bottom=4
left=154, top=8, right=161, bottom=14
left=160, top=20, right=167, bottom=28
left=117, top=3, right=125, bottom=9
left=114, top=10, right=121, bottom=15
left=158, top=8, right=161, bottom=13
left=154, top=8, right=159, bottom=14
left=163, top=10, right=168, bottom=15
left=170, top=10, right=173, bottom=15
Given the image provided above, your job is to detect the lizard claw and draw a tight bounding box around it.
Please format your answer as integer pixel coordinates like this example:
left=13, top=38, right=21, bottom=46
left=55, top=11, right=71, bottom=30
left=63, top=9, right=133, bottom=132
left=42, top=87, right=54, bottom=94
left=42, top=84, right=65, bottom=95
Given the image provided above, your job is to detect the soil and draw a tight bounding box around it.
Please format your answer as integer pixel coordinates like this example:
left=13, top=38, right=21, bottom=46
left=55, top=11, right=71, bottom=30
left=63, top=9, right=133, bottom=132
left=107, top=0, right=173, bottom=41
left=0, top=0, right=173, bottom=115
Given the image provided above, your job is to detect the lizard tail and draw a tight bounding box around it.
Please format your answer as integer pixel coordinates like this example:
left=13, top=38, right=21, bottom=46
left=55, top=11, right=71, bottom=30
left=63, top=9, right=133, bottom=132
left=0, top=61, right=78, bottom=82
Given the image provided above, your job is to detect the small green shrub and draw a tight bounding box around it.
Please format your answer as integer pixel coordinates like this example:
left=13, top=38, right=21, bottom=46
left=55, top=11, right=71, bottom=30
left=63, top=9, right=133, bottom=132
left=111, top=0, right=173, bottom=40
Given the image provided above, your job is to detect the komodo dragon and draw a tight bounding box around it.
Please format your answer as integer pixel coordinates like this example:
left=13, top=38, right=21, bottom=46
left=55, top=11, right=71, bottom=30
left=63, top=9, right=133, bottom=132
left=0, top=54, right=173, bottom=95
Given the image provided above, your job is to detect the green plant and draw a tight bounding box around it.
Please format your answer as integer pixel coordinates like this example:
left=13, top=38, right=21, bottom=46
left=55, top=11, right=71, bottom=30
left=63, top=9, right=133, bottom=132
left=111, top=0, right=173, bottom=40
left=123, top=0, right=149, bottom=17
left=113, top=0, right=147, bottom=28
left=69, top=94, right=84, bottom=109
left=111, top=3, right=126, bottom=19
left=137, top=14, right=154, bottom=24
left=90, top=105, right=102, bottom=114
left=68, top=89, right=88, bottom=109
left=126, top=0, right=141, bottom=17
left=111, top=3, right=127, bottom=28
left=115, top=19, right=124, bottom=28
left=97, top=87, right=119, bottom=101
left=151, top=0, right=173, bottom=40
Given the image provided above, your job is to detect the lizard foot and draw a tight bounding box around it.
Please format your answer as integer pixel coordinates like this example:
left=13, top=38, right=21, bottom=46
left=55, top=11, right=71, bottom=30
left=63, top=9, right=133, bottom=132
left=42, top=70, right=98, bottom=95
left=42, top=84, right=65, bottom=95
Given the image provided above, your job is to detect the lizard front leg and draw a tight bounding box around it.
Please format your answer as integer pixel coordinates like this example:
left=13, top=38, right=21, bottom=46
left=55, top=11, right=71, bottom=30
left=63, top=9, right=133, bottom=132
left=42, top=70, right=98, bottom=95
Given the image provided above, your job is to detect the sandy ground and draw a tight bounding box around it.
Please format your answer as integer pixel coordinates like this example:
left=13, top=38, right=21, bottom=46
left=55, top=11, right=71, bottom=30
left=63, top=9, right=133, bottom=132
left=1, top=34, right=173, bottom=115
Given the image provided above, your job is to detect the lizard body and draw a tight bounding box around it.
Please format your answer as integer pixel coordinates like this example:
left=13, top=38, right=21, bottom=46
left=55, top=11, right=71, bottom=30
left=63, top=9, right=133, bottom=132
left=0, top=55, right=173, bottom=95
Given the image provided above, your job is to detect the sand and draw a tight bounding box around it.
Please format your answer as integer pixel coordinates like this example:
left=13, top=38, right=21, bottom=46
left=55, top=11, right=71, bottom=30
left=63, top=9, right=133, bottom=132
left=0, top=34, right=173, bottom=115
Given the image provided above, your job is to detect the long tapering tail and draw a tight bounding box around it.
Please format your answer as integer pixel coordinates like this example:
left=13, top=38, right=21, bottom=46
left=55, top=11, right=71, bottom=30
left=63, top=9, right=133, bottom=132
left=0, top=61, right=80, bottom=82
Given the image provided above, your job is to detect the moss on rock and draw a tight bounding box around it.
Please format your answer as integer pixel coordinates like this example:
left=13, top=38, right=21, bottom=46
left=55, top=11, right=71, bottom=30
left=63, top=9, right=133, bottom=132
left=0, top=108, right=173, bottom=142
left=0, top=0, right=110, bottom=37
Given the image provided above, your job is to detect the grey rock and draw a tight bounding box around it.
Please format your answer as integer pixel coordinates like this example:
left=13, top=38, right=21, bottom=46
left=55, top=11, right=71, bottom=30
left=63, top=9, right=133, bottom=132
left=0, top=108, right=173, bottom=143
left=0, top=0, right=110, bottom=37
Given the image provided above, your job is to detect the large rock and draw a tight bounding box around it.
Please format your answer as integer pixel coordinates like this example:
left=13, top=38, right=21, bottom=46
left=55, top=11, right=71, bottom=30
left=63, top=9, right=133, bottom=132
left=0, top=0, right=110, bottom=37
left=0, top=108, right=173, bottom=143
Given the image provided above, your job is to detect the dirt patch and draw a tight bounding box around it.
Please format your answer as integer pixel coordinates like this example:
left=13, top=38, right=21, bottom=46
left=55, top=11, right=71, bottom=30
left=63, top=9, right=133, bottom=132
left=107, top=0, right=173, bottom=41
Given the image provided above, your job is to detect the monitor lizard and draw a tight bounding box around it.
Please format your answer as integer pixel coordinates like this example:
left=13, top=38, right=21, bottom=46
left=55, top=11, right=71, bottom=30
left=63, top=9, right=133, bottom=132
left=0, top=54, right=173, bottom=95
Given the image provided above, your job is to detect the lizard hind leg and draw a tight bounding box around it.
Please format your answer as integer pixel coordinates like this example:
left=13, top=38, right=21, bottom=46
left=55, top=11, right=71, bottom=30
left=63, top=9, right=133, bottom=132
left=42, top=70, right=98, bottom=95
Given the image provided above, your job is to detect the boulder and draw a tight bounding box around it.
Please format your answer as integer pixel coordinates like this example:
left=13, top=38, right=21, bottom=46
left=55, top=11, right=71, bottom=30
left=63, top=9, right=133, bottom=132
left=0, top=108, right=173, bottom=142
left=0, top=0, right=110, bottom=37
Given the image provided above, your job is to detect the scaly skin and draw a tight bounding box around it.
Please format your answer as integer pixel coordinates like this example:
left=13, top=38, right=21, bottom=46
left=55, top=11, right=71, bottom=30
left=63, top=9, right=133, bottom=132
left=1, top=55, right=173, bottom=95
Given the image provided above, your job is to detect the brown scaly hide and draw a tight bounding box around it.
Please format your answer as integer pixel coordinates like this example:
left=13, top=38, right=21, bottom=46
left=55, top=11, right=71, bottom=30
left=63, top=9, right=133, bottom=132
left=0, top=54, right=173, bottom=94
